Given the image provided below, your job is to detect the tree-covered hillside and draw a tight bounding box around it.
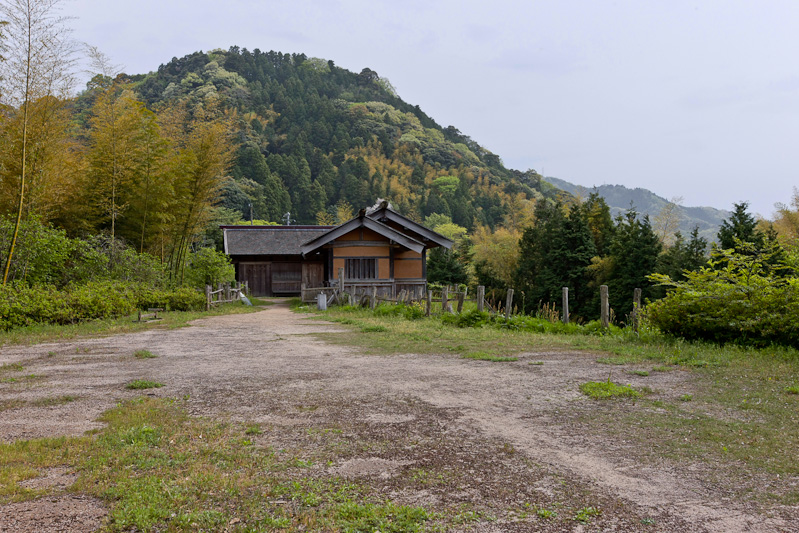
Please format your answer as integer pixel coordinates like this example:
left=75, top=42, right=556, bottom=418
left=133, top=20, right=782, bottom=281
left=121, top=48, right=561, bottom=228
left=543, top=176, right=730, bottom=242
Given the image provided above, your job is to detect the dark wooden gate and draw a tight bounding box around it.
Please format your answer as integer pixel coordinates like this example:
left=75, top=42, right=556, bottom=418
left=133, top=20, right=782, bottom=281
left=271, top=262, right=302, bottom=294
left=302, top=262, right=324, bottom=289
left=238, top=262, right=271, bottom=297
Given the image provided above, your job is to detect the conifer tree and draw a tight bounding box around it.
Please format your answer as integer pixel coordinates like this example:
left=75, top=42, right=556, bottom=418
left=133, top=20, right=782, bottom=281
left=717, top=201, right=764, bottom=252
left=607, top=209, right=662, bottom=320
left=516, top=202, right=596, bottom=317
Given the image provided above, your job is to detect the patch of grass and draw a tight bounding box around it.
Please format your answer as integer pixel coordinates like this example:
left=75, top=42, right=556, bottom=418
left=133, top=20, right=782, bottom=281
left=579, top=381, right=642, bottom=400
left=462, top=352, right=518, bottom=362
left=528, top=361, right=545, bottom=365
left=628, top=369, right=650, bottom=376
left=133, top=349, right=158, bottom=359
left=536, top=507, right=557, bottom=519
left=126, top=380, right=164, bottom=390
left=785, top=385, right=799, bottom=395
left=73, top=398, right=430, bottom=532
left=31, top=395, right=77, bottom=407
left=574, top=506, right=601, bottom=523
left=0, top=399, right=26, bottom=412
left=360, top=325, right=388, bottom=333
left=244, top=423, right=262, bottom=436
left=679, top=394, right=693, bottom=402
left=0, top=434, right=89, bottom=502
left=0, top=362, right=23, bottom=374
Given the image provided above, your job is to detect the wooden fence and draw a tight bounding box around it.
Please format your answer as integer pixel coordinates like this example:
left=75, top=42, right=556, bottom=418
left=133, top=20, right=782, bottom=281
left=308, top=279, right=643, bottom=331
left=205, top=281, right=249, bottom=311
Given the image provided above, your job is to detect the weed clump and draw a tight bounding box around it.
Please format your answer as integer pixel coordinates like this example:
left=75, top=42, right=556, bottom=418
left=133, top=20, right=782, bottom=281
left=579, top=380, right=641, bottom=400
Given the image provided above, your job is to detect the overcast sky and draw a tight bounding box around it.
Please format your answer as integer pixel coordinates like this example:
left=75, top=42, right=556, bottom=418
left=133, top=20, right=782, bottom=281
left=67, top=0, right=799, bottom=217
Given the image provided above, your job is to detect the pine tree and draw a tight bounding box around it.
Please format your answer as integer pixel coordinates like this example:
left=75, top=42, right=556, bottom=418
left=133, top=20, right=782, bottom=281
left=718, top=202, right=763, bottom=252
left=516, top=202, right=596, bottom=317
left=607, top=210, right=662, bottom=320
left=426, top=247, right=467, bottom=285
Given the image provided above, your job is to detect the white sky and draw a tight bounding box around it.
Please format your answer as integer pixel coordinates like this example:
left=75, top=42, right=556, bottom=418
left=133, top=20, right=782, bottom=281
left=66, top=0, right=799, bottom=217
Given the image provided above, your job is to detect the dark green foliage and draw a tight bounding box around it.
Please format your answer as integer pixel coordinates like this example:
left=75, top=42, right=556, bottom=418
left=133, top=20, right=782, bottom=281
left=0, top=217, right=166, bottom=288
left=648, top=243, right=799, bottom=347
left=606, top=209, right=662, bottom=320
left=0, top=282, right=206, bottom=331
left=656, top=227, right=708, bottom=282
left=441, top=309, right=490, bottom=328
left=581, top=193, right=615, bottom=257
left=230, top=143, right=291, bottom=223
left=426, top=248, right=468, bottom=286
left=183, top=248, right=235, bottom=289
left=125, top=47, right=562, bottom=227
left=515, top=202, right=597, bottom=318
left=718, top=202, right=763, bottom=252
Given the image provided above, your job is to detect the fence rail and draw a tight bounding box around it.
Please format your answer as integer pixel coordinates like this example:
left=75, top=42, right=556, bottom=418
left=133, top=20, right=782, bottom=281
left=305, top=277, right=643, bottom=331
left=205, top=281, right=249, bottom=310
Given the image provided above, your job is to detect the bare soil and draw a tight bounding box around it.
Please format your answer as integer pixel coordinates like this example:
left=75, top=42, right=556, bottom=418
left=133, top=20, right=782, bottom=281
left=0, top=301, right=796, bottom=532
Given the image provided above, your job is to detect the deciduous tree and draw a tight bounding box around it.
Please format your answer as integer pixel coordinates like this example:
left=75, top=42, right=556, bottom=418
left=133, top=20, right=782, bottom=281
left=0, top=0, right=75, bottom=284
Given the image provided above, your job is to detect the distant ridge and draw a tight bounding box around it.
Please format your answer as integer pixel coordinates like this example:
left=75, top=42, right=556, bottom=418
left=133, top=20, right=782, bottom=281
left=543, top=177, right=730, bottom=242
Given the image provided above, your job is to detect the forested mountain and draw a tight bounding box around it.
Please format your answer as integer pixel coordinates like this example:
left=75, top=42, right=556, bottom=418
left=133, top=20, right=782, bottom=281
left=543, top=176, right=730, bottom=242
left=112, top=48, right=561, bottom=229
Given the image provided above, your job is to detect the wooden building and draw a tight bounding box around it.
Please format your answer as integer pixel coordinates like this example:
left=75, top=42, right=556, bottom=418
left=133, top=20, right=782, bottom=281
left=223, top=203, right=453, bottom=298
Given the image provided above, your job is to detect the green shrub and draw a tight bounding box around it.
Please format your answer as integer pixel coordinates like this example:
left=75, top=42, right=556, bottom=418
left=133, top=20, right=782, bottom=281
left=442, top=309, right=490, bottom=328
left=166, top=287, right=205, bottom=311
left=183, top=248, right=234, bottom=290
left=402, top=303, right=426, bottom=320
left=648, top=244, right=799, bottom=347
left=0, top=281, right=205, bottom=331
left=69, top=281, right=138, bottom=321
left=374, top=303, right=404, bottom=317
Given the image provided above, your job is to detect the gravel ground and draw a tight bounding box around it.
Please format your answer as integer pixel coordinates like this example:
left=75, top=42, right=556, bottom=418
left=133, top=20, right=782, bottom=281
left=0, top=301, right=795, bottom=532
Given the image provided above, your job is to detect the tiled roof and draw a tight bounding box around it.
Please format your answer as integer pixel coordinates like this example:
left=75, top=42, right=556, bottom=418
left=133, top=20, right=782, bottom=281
left=224, top=227, right=332, bottom=256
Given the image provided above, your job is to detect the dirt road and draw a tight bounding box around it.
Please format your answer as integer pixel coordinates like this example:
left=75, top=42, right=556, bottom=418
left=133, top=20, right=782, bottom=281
left=0, top=302, right=793, bottom=532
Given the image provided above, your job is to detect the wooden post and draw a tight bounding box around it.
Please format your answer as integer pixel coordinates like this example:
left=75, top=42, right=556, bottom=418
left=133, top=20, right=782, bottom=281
left=371, top=286, right=377, bottom=309
left=600, top=285, right=609, bottom=328
left=397, top=289, right=406, bottom=304
left=505, top=289, right=514, bottom=320
left=338, top=268, right=344, bottom=291
left=442, top=286, right=449, bottom=314
left=457, top=291, right=465, bottom=313
left=562, top=287, right=570, bottom=324
left=205, top=285, right=211, bottom=311
left=477, top=285, right=485, bottom=312
left=317, top=293, right=327, bottom=310
left=224, top=282, right=230, bottom=302
left=633, top=287, right=642, bottom=333
left=426, top=290, right=432, bottom=317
